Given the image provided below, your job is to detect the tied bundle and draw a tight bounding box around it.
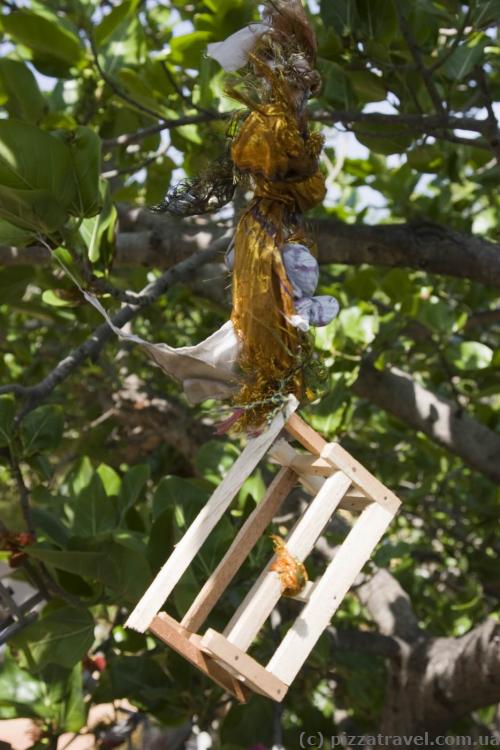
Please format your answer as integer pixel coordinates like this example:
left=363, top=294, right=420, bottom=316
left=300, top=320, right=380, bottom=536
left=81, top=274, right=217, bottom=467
left=152, top=0, right=340, bottom=430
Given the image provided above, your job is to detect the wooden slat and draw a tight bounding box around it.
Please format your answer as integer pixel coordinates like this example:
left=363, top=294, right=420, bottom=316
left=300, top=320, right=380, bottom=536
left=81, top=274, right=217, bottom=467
left=181, top=468, right=297, bottom=633
left=321, top=443, right=401, bottom=515
left=266, top=502, right=396, bottom=685
left=223, top=471, right=352, bottom=652
left=201, top=628, right=288, bottom=702
left=285, top=414, right=327, bottom=455
left=149, top=613, right=249, bottom=703
left=125, top=397, right=298, bottom=632
left=270, top=439, right=371, bottom=512
left=288, top=455, right=334, bottom=477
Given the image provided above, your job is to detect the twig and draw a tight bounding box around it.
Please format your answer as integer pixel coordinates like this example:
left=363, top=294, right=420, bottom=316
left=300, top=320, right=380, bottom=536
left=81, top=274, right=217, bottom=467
left=0, top=237, right=231, bottom=414
left=102, top=111, right=226, bottom=149
left=9, top=451, right=35, bottom=535
left=89, top=35, right=167, bottom=122
left=475, top=66, right=500, bottom=165
left=396, top=2, right=446, bottom=115
left=310, top=109, right=486, bottom=134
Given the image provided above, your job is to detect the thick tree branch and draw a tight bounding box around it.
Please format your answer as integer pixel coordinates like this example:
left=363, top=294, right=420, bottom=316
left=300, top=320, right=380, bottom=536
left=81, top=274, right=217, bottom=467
left=314, top=219, right=500, bottom=288
left=353, top=363, right=500, bottom=484
left=3, top=215, right=499, bottom=288
left=379, top=618, right=500, bottom=735
left=356, top=569, right=422, bottom=643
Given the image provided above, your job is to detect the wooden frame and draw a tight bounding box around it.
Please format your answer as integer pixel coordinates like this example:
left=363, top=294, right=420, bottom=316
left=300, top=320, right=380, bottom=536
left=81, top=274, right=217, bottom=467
left=126, top=397, right=401, bottom=703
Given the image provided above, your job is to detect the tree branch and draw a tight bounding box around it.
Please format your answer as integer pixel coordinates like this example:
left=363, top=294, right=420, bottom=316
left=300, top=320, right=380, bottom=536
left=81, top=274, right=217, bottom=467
left=379, top=618, right=500, bottom=735
left=0, top=237, right=230, bottom=412
left=3, top=216, right=499, bottom=288
left=315, top=219, right=500, bottom=288
left=356, top=569, right=423, bottom=643
left=353, top=362, right=500, bottom=484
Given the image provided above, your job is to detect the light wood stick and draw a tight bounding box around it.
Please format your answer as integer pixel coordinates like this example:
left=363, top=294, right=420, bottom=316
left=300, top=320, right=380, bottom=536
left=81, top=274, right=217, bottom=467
left=150, top=613, right=249, bottom=703
left=181, top=467, right=297, bottom=633
left=200, top=628, right=288, bottom=702
left=270, top=439, right=371, bottom=512
left=322, top=443, right=401, bottom=515
left=126, top=397, right=298, bottom=632
left=266, top=502, right=396, bottom=685
left=285, top=413, right=327, bottom=455
left=222, top=471, right=352, bottom=652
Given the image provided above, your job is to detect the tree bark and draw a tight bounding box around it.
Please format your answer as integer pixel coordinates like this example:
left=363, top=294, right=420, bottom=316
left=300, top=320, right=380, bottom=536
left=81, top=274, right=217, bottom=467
left=2, top=212, right=499, bottom=288
left=353, top=362, right=500, bottom=484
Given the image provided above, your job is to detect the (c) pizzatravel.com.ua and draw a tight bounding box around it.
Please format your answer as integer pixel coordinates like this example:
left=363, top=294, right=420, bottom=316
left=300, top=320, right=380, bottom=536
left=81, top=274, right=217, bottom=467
left=299, top=732, right=500, bottom=747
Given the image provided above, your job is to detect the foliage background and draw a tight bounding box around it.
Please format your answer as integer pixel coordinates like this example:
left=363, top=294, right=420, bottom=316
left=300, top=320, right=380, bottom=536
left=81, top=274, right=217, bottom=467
left=0, top=0, right=499, bottom=747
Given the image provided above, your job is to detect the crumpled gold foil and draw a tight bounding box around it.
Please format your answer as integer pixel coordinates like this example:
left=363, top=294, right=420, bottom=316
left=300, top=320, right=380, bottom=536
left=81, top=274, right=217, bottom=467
left=229, top=84, right=326, bottom=429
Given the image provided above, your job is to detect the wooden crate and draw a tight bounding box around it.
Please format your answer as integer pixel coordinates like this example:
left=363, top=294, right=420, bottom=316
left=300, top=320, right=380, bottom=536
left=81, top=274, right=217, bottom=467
left=126, top=398, right=401, bottom=703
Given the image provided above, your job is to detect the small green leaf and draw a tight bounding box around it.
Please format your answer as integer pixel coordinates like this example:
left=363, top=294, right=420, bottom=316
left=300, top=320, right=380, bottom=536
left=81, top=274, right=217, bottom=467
left=442, top=36, right=488, bottom=80
left=97, top=464, right=122, bottom=496
left=73, top=474, right=117, bottom=536
left=63, top=127, right=102, bottom=218
left=170, top=31, right=213, bottom=67
left=407, top=145, right=445, bottom=173
left=153, top=476, right=209, bottom=521
left=353, top=122, right=413, bottom=155
left=118, top=464, right=150, bottom=518
left=79, top=183, right=116, bottom=264
left=95, top=0, right=140, bottom=46
left=446, top=341, right=494, bottom=371
left=346, top=70, right=386, bottom=103
left=20, top=405, right=64, bottom=456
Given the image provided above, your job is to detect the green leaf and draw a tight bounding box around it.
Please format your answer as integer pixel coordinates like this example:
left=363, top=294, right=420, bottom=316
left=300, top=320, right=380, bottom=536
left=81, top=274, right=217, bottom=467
left=0, top=119, right=78, bottom=231
left=353, top=121, right=413, bottom=155
left=407, top=145, right=445, bottom=173
left=195, top=440, right=240, bottom=485
left=28, top=540, right=151, bottom=601
left=118, top=464, right=150, bottom=518
left=97, top=464, right=122, bottom=496
left=320, top=0, right=358, bottom=35
left=0, top=184, right=68, bottom=234
left=20, top=405, right=65, bottom=456
left=95, top=0, right=141, bottom=46
left=147, top=507, right=175, bottom=574
left=170, top=31, right=213, bottom=67
left=63, top=127, right=102, bottom=218
left=2, top=11, right=85, bottom=67
left=0, top=651, right=46, bottom=719
left=356, top=0, right=398, bottom=41
left=31, top=507, right=69, bottom=547
left=442, top=36, right=488, bottom=80
left=93, top=655, right=169, bottom=706
left=0, top=266, right=33, bottom=304
left=58, top=663, right=87, bottom=732
left=446, top=341, right=494, bottom=371
left=79, top=183, right=117, bottom=264
left=0, top=59, right=46, bottom=123
left=346, top=70, right=386, bottom=103
left=0, top=394, right=15, bottom=447
left=0, top=218, right=36, bottom=246
left=153, top=476, right=209, bottom=522
left=73, top=474, right=117, bottom=536
left=12, top=605, right=94, bottom=669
